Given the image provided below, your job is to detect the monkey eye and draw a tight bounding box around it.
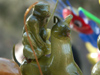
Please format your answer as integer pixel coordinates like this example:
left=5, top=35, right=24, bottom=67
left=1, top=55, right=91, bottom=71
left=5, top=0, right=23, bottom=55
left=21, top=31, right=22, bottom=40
left=74, top=20, right=82, bottom=27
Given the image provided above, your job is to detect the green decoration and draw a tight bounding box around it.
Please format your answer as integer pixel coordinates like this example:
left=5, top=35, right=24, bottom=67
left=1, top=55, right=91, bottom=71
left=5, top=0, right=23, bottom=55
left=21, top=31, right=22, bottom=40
left=78, top=7, right=100, bottom=24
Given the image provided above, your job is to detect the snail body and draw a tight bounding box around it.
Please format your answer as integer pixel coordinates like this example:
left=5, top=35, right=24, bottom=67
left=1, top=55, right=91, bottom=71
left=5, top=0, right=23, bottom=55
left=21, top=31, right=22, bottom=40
left=20, top=57, right=50, bottom=75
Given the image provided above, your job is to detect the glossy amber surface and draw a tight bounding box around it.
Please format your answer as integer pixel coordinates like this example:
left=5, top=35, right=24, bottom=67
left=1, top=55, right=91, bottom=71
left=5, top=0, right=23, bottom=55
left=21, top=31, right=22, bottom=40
left=0, top=58, right=22, bottom=75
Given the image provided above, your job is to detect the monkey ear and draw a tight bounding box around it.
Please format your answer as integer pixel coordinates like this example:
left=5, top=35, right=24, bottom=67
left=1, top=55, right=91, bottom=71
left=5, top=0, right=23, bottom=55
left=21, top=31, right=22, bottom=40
left=54, top=16, right=60, bottom=24
left=64, top=15, right=73, bottom=25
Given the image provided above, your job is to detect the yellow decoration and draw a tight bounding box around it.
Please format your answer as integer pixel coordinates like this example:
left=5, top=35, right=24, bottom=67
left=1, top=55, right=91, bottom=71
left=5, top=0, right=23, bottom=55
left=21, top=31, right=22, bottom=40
left=85, top=42, right=98, bottom=65
left=85, top=42, right=97, bottom=53
left=87, top=53, right=98, bottom=65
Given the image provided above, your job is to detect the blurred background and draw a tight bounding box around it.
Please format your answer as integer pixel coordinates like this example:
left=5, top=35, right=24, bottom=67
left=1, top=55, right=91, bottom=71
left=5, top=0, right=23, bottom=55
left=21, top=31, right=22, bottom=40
left=0, top=0, right=100, bottom=75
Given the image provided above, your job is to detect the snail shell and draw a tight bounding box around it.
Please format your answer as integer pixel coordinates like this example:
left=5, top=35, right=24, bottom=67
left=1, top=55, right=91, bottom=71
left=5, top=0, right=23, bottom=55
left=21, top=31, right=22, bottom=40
left=0, top=58, right=22, bottom=75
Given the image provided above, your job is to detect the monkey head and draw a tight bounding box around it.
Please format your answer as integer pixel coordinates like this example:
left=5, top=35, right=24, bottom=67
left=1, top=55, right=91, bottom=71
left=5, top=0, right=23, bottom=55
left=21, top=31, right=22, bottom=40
left=33, top=2, right=50, bottom=18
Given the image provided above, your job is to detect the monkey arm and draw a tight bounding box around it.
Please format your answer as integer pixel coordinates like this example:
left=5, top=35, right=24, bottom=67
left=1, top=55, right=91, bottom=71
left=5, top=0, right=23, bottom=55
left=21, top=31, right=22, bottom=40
left=27, top=15, right=46, bottom=47
left=22, top=32, right=44, bottom=59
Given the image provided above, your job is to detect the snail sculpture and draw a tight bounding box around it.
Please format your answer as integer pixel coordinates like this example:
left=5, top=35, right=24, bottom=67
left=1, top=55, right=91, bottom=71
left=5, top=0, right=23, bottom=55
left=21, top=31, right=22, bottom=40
left=12, top=2, right=82, bottom=75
